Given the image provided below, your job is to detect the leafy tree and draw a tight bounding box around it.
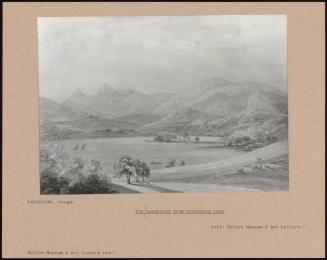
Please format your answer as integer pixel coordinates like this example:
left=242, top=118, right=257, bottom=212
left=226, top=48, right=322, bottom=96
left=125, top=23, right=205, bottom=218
left=165, top=159, right=175, bottom=168
left=40, top=143, right=72, bottom=172
left=138, top=161, right=150, bottom=182
left=113, top=156, right=150, bottom=184
left=40, top=143, right=74, bottom=193
left=113, top=155, right=136, bottom=184
left=195, top=136, right=200, bottom=142
left=87, top=159, right=102, bottom=173
left=72, top=157, right=84, bottom=169
left=132, top=159, right=142, bottom=183
left=180, top=160, right=186, bottom=166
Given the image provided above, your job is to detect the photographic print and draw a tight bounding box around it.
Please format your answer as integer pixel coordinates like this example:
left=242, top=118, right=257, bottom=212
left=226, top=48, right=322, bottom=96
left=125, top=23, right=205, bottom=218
left=38, top=15, right=288, bottom=194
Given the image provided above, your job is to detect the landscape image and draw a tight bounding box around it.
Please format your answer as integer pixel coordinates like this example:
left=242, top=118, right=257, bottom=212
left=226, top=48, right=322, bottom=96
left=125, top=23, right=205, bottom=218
left=38, top=15, right=288, bottom=194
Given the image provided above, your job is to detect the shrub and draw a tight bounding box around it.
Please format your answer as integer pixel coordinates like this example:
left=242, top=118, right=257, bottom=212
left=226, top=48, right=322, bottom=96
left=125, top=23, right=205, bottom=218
left=154, top=135, right=165, bottom=142
left=67, top=174, right=116, bottom=194
left=165, top=159, right=175, bottom=168
left=87, top=159, right=102, bottom=173
left=40, top=168, right=71, bottom=194
left=237, top=168, right=245, bottom=174
left=72, top=157, right=84, bottom=169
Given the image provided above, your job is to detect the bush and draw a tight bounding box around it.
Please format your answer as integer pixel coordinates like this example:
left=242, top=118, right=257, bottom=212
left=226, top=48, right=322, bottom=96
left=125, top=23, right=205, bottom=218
left=180, top=160, right=186, bottom=166
left=67, top=174, right=116, bottom=194
left=154, top=135, right=165, bottom=142
left=237, top=168, right=245, bottom=174
left=165, top=159, right=175, bottom=168
left=40, top=168, right=71, bottom=194
left=72, top=157, right=84, bottom=169
left=87, top=159, right=102, bottom=173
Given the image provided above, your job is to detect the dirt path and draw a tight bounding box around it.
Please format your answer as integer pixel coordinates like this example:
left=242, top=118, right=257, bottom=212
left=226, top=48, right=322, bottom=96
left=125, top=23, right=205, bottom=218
left=114, top=180, right=177, bottom=193
left=150, top=182, right=261, bottom=192
left=113, top=180, right=258, bottom=193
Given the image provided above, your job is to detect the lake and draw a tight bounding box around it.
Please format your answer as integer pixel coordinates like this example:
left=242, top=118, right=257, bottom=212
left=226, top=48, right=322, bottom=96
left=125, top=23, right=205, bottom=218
left=48, top=137, right=244, bottom=176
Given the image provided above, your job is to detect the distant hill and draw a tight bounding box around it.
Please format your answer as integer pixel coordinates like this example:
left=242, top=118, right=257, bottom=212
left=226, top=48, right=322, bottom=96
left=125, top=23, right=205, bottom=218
left=141, top=78, right=288, bottom=139
left=62, top=83, right=175, bottom=118
left=114, top=113, right=165, bottom=126
left=39, top=97, right=84, bottom=121
left=39, top=78, right=288, bottom=140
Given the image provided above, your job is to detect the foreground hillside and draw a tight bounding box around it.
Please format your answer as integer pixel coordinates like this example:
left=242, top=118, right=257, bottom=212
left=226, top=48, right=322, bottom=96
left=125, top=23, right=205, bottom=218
left=149, top=141, right=288, bottom=191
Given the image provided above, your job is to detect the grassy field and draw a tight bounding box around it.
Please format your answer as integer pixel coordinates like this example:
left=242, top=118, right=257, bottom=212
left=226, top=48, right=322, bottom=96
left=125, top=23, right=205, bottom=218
left=149, top=141, right=288, bottom=191
left=41, top=138, right=288, bottom=193
left=52, top=136, right=243, bottom=175
left=209, top=154, right=288, bottom=191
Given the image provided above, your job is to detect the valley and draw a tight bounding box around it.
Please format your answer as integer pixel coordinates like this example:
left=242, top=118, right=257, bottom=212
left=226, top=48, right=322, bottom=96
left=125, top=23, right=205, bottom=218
left=39, top=77, right=289, bottom=193
left=40, top=77, right=288, bottom=142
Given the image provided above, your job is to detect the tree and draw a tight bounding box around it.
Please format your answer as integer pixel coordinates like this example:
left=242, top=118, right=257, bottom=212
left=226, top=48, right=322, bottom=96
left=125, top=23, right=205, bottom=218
left=195, top=136, right=200, bottom=142
left=180, top=160, right=186, bottom=166
left=139, top=161, right=150, bottom=182
left=154, top=135, right=165, bottom=142
left=72, top=157, right=84, bottom=169
left=113, top=156, right=150, bottom=184
left=87, top=159, right=102, bottom=173
left=40, top=143, right=73, bottom=194
left=165, top=159, right=175, bottom=168
left=113, top=155, right=136, bottom=184
left=132, top=159, right=142, bottom=183
left=183, top=131, right=189, bottom=140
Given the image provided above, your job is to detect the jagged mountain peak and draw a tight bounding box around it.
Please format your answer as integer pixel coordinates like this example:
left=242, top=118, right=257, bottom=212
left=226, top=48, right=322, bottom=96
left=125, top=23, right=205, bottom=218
left=51, top=78, right=287, bottom=139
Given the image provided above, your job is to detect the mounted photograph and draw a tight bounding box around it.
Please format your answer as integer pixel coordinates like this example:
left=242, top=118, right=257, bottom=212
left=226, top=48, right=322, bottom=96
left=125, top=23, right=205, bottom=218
left=38, top=15, right=288, bottom=194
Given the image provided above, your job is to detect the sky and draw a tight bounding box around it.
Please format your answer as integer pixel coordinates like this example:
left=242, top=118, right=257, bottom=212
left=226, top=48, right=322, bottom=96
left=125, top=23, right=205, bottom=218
left=38, top=15, right=287, bottom=102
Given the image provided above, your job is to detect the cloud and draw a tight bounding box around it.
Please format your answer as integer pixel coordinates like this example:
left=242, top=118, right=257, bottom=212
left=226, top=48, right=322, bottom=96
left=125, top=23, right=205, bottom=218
left=38, top=15, right=287, bottom=102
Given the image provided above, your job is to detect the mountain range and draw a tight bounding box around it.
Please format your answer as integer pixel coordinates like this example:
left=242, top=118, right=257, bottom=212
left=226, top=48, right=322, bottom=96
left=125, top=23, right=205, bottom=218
left=40, top=77, right=288, bottom=139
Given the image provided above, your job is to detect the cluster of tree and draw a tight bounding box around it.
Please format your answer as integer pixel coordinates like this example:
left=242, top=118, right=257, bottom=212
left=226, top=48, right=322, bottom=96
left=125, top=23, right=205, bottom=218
left=256, top=133, right=278, bottom=145
left=153, top=132, right=200, bottom=143
left=153, top=133, right=177, bottom=142
left=252, top=158, right=274, bottom=170
left=113, top=155, right=150, bottom=184
left=227, top=132, right=279, bottom=151
left=165, top=159, right=186, bottom=168
left=165, top=159, right=176, bottom=168
left=40, top=143, right=115, bottom=194
left=183, top=132, right=191, bottom=141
